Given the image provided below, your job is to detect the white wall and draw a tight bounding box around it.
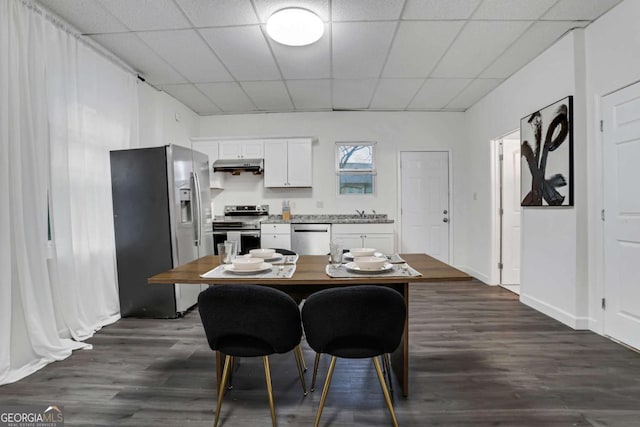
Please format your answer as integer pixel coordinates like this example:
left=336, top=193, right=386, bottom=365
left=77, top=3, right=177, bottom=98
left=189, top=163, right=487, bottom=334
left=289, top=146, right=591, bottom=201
left=584, top=0, right=640, bottom=332
left=197, top=111, right=467, bottom=264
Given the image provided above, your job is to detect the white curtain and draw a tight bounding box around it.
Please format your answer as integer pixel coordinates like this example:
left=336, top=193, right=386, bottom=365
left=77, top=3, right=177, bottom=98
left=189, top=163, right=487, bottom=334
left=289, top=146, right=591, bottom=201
left=0, top=0, right=137, bottom=384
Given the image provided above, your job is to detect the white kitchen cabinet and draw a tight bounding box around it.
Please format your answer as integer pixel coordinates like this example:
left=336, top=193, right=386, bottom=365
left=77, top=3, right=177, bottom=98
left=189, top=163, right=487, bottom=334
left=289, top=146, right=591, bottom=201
left=264, top=138, right=312, bottom=187
left=219, top=140, right=264, bottom=160
left=191, top=138, right=225, bottom=189
left=261, top=223, right=291, bottom=250
left=332, top=223, right=395, bottom=254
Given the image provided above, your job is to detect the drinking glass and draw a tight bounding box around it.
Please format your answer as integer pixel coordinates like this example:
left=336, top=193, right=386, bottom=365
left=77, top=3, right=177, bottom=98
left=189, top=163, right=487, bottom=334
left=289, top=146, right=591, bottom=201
left=224, top=240, right=238, bottom=260
left=217, top=242, right=232, bottom=264
left=329, top=242, right=343, bottom=269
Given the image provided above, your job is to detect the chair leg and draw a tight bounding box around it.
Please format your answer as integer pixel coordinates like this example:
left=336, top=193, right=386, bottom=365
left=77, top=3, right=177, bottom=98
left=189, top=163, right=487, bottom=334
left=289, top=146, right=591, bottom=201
left=311, top=353, right=321, bottom=392
left=383, top=353, right=394, bottom=394
left=372, top=357, right=399, bottom=427
left=293, top=346, right=308, bottom=396
left=214, top=355, right=232, bottom=427
left=314, top=356, right=337, bottom=427
left=227, top=356, right=235, bottom=390
left=263, top=356, right=277, bottom=427
left=297, top=345, right=307, bottom=372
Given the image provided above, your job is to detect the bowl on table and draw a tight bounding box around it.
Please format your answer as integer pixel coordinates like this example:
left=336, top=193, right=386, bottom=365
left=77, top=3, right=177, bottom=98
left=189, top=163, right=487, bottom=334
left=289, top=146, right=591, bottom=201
left=353, top=256, right=387, bottom=271
left=232, top=257, right=265, bottom=271
left=350, top=247, right=376, bottom=258
left=249, top=248, right=276, bottom=259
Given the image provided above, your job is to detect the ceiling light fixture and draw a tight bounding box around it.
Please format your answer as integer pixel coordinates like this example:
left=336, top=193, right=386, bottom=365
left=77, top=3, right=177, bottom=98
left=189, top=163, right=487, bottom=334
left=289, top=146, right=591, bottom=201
left=266, top=8, right=324, bottom=46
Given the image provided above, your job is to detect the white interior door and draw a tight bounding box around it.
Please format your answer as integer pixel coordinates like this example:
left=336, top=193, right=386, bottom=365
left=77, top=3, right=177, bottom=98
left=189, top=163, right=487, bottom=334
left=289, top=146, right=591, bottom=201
left=400, top=151, right=450, bottom=263
left=501, top=139, right=521, bottom=285
left=603, top=81, right=640, bottom=351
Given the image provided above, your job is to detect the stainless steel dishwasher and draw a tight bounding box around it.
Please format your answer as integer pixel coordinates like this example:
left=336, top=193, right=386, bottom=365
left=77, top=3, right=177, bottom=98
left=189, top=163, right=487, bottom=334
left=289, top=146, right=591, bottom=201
left=291, top=224, right=331, bottom=255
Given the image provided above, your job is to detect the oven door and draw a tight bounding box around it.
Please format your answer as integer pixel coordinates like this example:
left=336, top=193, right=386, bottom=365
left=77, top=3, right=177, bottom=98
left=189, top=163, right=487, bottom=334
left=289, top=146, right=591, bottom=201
left=213, top=230, right=261, bottom=255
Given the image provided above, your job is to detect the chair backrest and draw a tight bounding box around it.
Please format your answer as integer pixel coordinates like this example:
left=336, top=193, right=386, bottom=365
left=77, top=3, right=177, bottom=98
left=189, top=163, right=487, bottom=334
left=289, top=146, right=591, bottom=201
left=198, top=285, right=302, bottom=357
left=302, top=286, right=406, bottom=358
left=269, top=248, right=297, bottom=256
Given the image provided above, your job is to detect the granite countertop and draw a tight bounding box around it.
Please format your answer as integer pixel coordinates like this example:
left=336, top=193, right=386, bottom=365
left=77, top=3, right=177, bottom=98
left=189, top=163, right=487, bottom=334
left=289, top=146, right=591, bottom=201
left=262, top=214, right=394, bottom=224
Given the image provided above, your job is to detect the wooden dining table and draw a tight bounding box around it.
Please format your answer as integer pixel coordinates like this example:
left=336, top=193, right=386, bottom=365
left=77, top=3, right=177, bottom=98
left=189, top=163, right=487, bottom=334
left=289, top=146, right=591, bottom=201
left=148, top=253, right=472, bottom=397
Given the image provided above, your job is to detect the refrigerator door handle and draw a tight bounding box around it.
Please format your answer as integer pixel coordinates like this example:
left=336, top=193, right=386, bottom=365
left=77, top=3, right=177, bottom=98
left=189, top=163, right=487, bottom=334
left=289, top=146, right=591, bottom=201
left=190, top=172, right=200, bottom=246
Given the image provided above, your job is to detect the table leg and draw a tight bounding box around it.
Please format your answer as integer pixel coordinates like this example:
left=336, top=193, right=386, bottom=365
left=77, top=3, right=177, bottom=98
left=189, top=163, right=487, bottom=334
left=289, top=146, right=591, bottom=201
left=390, top=283, right=409, bottom=397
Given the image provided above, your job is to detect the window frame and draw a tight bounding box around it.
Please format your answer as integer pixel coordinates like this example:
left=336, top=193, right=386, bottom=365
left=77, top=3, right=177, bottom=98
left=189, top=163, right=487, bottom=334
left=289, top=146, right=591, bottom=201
left=335, top=141, right=377, bottom=196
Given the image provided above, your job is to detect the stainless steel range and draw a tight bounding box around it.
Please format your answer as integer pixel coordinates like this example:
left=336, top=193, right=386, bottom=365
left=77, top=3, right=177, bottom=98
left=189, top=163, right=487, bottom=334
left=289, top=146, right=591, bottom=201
left=212, top=205, right=269, bottom=254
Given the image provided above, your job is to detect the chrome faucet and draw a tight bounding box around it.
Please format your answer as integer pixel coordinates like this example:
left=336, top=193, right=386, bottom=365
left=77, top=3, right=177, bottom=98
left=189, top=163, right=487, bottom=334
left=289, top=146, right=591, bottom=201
left=355, top=209, right=365, bottom=217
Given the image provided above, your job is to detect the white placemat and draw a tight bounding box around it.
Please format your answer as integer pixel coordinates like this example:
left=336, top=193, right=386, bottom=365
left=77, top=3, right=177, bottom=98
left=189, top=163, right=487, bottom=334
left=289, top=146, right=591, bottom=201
left=270, top=254, right=299, bottom=265
left=325, top=263, right=422, bottom=278
left=200, top=264, right=296, bottom=279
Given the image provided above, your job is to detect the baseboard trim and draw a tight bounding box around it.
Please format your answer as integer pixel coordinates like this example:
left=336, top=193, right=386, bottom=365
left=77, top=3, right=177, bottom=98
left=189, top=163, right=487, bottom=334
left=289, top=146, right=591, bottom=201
left=455, top=265, right=490, bottom=284
left=520, top=293, right=590, bottom=330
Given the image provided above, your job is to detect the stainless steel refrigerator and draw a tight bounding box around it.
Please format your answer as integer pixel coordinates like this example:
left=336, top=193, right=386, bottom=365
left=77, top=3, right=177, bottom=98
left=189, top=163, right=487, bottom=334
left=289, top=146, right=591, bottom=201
left=110, top=145, right=213, bottom=318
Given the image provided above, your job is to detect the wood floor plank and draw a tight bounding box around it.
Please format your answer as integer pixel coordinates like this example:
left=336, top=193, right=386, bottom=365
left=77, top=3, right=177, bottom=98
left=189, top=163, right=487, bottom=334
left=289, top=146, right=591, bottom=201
left=1, top=280, right=640, bottom=426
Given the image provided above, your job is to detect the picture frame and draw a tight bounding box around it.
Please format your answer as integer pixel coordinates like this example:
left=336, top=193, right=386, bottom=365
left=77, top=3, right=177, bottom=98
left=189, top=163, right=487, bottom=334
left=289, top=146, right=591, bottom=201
left=520, top=96, right=574, bottom=207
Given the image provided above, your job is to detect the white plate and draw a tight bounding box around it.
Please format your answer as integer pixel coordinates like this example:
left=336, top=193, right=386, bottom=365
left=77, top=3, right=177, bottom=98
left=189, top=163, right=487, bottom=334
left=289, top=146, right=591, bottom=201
left=240, top=253, right=284, bottom=262
left=223, top=262, right=272, bottom=274
left=344, top=262, right=393, bottom=274
left=343, top=252, right=385, bottom=262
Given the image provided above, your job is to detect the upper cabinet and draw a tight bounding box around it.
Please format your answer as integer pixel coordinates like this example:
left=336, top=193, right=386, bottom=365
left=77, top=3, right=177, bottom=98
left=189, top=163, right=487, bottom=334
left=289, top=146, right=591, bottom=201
left=219, top=140, right=264, bottom=160
left=264, top=138, right=312, bottom=188
left=191, top=138, right=225, bottom=189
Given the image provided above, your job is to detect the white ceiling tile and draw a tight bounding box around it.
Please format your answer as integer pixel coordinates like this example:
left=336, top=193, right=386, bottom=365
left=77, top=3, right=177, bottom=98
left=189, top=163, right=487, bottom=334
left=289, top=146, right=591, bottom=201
left=408, top=78, right=471, bottom=110
left=240, top=81, right=293, bottom=111
left=160, top=84, right=221, bottom=114
left=370, top=79, right=424, bottom=109
left=382, top=21, right=464, bottom=78
left=542, top=0, right=623, bottom=21
left=252, top=0, right=330, bottom=22
left=431, top=21, right=531, bottom=78
left=472, top=0, right=557, bottom=20
left=480, top=21, right=579, bottom=78
left=196, top=82, right=257, bottom=112
left=269, top=26, right=331, bottom=79
left=332, top=79, right=378, bottom=109
left=199, top=26, right=280, bottom=81
left=446, top=78, right=503, bottom=109
left=96, top=0, right=190, bottom=31
left=90, top=33, right=186, bottom=84
left=332, top=0, right=404, bottom=21
left=286, top=80, right=332, bottom=110
left=332, top=22, right=397, bottom=79
left=138, top=30, right=232, bottom=83
left=403, top=0, right=482, bottom=20
left=42, top=0, right=128, bottom=34
left=175, top=0, right=259, bottom=27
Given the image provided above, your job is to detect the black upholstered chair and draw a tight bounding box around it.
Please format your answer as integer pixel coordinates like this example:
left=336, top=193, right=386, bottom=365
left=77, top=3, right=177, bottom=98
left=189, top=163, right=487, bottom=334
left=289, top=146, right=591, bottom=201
left=268, top=248, right=297, bottom=256
left=198, top=285, right=307, bottom=427
left=302, top=285, right=406, bottom=427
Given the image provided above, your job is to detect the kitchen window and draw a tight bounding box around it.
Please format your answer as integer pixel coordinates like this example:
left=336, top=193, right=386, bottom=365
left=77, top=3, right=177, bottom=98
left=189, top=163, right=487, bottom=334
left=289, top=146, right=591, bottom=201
left=336, top=142, right=376, bottom=195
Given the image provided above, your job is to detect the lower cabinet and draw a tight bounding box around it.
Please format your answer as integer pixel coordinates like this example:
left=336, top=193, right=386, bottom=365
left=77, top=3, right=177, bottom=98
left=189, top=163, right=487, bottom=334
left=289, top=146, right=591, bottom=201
left=331, top=223, right=395, bottom=254
left=260, top=223, right=291, bottom=250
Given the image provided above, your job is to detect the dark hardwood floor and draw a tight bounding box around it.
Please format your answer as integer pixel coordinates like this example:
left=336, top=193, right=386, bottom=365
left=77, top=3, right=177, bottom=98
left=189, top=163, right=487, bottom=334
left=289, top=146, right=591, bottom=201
left=2, top=280, right=640, bottom=426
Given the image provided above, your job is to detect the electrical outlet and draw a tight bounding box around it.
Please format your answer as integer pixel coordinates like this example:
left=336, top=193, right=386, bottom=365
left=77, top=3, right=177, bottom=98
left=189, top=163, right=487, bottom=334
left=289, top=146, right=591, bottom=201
left=316, top=200, right=324, bottom=208
left=291, top=201, right=297, bottom=209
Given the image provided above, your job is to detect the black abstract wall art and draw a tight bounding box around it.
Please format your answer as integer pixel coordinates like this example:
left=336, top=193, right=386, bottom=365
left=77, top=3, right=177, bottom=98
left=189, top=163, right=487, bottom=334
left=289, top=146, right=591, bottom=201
left=520, top=96, right=573, bottom=207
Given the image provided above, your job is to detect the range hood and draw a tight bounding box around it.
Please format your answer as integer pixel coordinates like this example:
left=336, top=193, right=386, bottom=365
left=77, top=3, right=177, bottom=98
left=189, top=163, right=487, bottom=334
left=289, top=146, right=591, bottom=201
left=213, top=158, right=263, bottom=175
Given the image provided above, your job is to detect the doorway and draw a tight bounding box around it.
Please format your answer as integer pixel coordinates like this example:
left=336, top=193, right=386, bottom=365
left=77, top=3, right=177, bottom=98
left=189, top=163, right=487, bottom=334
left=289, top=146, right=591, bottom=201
left=492, top=131, right=521, bottom=294
left=399, top=151, right=450, bottom=263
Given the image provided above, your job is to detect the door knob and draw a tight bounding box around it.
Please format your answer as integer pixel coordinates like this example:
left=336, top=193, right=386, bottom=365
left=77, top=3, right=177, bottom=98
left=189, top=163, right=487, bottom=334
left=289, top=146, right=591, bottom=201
left=443, top=209, right=448, bottom=214
left=443, top=218, right=449, bottom=223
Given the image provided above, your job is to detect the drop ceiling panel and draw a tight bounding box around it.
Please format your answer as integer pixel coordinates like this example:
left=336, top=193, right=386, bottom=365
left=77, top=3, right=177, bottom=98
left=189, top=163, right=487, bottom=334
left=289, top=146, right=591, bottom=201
left=481, top=21, right=580, bottom=78
left=403, top=0, right=482, bottom=20
left=431, top=20, right=531, bottom=78
left=409, top=78, right=471, bottom=110
left=90, top=34, right=186, bottom=84
left=175, top=0, right=259, bottom=27
left=43, top=0, right=127, bottom=34
left=269, top=29, right=331, bottom=79
left=446, top=78, right=502, bottom=109
left=332, top=22, right=397, bottom=79
left=331, top=0, right=404, bottom=21
left=138, top=30, right=232, bottom=83
left=471, top=0, right=557, bottom=20
left=240, top=81, right=293, bottom=111
left=542, top=0, right=623, bottom=21
left=160, top=84, right=221, bottom=114
left=252, top=0, right=330, bottom=22
left=382, top=21, right=464, bottom=78
left=96, top=0, right=190, bottom=31
left=287, top=80, right=331, bottom=110
left=370, top=79, right=424, bottom=110
left=199, top=26, right=280, bottom=81
left=332, top=79, right=378, bottom=109
left=196, top=82, right=257, bottom=113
